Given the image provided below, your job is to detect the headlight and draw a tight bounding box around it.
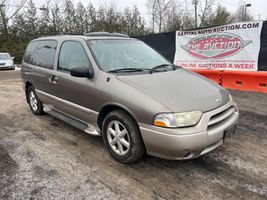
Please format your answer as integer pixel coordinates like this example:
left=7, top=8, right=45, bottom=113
left=6, top=60, right=13, bottom=65
left=153, top=111, right=202, bottom=128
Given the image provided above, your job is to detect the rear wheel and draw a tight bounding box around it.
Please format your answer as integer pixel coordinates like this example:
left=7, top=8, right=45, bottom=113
left=27, top=86, right=44, bottom=115
left=102, top=110, right=145, bottom=163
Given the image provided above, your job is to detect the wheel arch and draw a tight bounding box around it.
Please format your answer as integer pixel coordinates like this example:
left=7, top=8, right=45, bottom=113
left=97, top=103, right=139, bottom=129
left=25, top=81, right=33, bottom=103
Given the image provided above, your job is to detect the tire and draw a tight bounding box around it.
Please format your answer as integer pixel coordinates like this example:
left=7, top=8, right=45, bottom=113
left=26, top=86, right=44, bottom=115
left=102, top=110, right=145, bottom=163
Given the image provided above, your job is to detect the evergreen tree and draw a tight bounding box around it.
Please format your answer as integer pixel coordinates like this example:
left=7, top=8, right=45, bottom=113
left=75, top=2, right=86, bottom=33
left=25, top=0, right=38, bottom=38
left=96, top=6, right=106, bottom=32
left=63, top=0, right=76, bottom=33
left=1, top=0, right=149, bottom=62
left=85, top=3, right=97, bottom=32
left=50, top=3, right=64, bottom=34
left=208, top=5, right=231, bottom=27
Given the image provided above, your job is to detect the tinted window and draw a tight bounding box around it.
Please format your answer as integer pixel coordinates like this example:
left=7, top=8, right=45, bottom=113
left=31, top=40, right=57, bottom=69
left=24, top=41, right=39, bottom=64
left=58, top=41, right=90, bottom=72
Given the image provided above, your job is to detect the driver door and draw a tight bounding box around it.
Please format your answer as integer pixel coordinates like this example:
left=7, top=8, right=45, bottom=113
left=48, top=40, right=97, bottom=124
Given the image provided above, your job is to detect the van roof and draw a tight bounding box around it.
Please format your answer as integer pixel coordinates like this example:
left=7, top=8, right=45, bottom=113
left=34, top=32, right=131, bottom=41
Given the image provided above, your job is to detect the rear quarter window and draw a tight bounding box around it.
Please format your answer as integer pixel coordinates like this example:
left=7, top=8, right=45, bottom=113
left=31, top=40, right=58, bottom=69
left=24, top=41, right=39, bottom=64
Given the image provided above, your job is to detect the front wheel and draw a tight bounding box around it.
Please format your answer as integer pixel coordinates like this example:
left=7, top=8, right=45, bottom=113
left=102, top=110, right=145, bottom=163
left=26, top=86, right=44, bottom=115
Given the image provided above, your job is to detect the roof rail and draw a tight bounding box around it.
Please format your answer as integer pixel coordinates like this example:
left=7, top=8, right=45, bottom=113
left=84, top=32, right=129, bottom=38
left=57, top=32, right=84, bottom=35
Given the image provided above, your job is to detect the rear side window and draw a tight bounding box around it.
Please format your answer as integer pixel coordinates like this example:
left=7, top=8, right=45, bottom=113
left=58, top=41, right=90, bottom=72
left=31, top=40, right=57, bottom=69
left=24, top=41, right=39, bottom=64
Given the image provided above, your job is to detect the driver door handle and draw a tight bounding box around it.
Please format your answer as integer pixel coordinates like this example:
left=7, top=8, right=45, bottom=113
left=49, top=74, right=58, bottom=84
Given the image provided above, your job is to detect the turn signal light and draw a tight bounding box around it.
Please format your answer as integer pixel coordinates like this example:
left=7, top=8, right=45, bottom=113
left=153, top=120, right=167, bottom=127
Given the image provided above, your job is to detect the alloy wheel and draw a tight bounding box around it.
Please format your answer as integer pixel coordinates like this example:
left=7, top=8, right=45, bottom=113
left=29, top=91, right=38, bottom=111
left=106, top=120, right=130, bottom=156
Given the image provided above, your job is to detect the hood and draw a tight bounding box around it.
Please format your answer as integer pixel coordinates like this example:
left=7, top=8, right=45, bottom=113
left=116, top=69, right=230, bottom=112
left=0, top=59, right=12, bottom=63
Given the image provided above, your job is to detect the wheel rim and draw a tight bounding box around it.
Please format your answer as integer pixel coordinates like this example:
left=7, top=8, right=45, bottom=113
left=29, top=91, right=38, bottom=111
left=106, top=120, right=130, bottom=156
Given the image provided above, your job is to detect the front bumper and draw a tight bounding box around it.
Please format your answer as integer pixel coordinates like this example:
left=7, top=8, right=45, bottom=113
left=139, top=101, right=239, bottom=160
left=0, top=65, right=15, bottom=69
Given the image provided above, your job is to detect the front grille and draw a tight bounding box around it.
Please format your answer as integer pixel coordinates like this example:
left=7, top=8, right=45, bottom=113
left=208, top=106, right=236, bottom=128
left=0, top=63, right=5, bottom=66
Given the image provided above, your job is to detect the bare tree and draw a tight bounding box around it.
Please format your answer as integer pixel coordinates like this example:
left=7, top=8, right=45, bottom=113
left=25, top=0, right=38, bottom=37
left=156, top=0, right=173, bottom=32
left=146, top=0, right=173, bottom=32
left=164, top=2, right=182, bottom=31
left=230, top=5, right=253, bottom=23
left=198, top=0, right=216, bottom=28
left=0, top=0, right=27, bottom=34
left=39, top=0, right=63, bottom=35
left=146, top=0, right=157, bottom=32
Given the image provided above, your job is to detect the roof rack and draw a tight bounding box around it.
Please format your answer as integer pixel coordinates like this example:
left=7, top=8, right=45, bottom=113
left=84, top=32, right=129, bottom=38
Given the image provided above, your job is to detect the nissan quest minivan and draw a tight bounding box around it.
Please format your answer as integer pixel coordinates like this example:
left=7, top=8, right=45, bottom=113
left=21, top=32, right=239, bottom=163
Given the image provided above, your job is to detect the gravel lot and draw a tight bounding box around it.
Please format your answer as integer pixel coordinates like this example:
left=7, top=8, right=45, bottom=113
left=0, top=70, right=266, bottom=200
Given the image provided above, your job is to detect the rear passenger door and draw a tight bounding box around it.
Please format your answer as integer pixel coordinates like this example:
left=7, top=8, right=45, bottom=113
left=49, top=40, right=97, bottom=124
left=21, top=41, right=39, bottom=82
left=22, top=40, right=58, bottom=104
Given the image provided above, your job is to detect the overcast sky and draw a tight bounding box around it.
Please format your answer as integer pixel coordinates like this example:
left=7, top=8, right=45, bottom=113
left=8, top=0, right=267, bottom=22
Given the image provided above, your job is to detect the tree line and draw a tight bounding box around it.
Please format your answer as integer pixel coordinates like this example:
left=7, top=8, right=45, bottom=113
left=0, top=0, right=147, bottom=62
left=146, top=0, right=254, bottom=32
left=0, top=0, right=253, bottom=63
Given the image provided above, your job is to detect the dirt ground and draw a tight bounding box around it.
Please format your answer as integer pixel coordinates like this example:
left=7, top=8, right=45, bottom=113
left=0, top=70, right=266, bottom=200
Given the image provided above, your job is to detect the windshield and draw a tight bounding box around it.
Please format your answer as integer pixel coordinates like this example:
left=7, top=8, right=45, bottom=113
left=0, top=53, right=11, bottom=60
left=87, top=39, right=170, bottom=72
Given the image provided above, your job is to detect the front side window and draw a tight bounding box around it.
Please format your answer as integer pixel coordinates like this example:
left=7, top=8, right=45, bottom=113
left=87, top=39, right=169, bottom=72
left=58, top=41, right=90, bottom=72
left=31, top=40, right=57, bottom=69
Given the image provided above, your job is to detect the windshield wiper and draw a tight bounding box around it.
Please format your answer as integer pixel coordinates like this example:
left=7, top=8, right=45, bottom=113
left=107, top=68, right=150, bottom=73
left=107, top=65, right=180, bottom=74
left=150, top=64, right=180, bottom=73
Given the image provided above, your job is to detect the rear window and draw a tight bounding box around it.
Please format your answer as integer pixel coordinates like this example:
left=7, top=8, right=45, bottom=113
left=24, top=41, right=39, bottom=64
left=31, top=40, right=58, bottom=69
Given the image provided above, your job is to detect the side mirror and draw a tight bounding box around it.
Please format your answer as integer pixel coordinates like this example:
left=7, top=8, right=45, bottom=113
left=11, top=57, right=15, bottom=59
left=70, top=67, right=94, bottom=79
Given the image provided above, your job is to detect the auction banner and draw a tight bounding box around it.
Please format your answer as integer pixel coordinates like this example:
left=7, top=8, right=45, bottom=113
left=174, top=21, right=263, bottom=71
